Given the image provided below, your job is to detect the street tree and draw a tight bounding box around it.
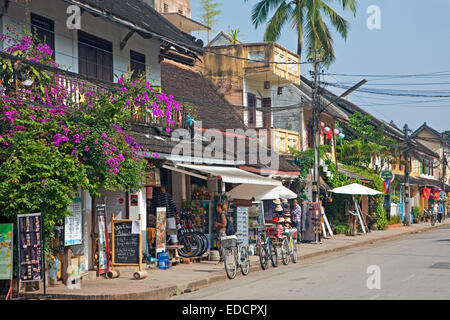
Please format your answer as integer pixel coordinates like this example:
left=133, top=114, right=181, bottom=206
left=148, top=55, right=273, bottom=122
left=199, top=0, right=222, bottom=44
left=244, top=0, right=357, bottom=64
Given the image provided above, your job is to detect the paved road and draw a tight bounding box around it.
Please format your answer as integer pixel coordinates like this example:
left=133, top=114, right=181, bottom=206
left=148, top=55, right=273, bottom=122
left=173, top=226, right=450, bottom=300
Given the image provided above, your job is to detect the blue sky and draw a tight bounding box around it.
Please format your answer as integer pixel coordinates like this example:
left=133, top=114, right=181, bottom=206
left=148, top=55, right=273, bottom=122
left=190, top=0, right=450, bottom=133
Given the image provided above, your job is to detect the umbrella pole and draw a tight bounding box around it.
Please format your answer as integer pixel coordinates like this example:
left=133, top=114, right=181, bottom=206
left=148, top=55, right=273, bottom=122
left=353, top=195, right=367, bottom=234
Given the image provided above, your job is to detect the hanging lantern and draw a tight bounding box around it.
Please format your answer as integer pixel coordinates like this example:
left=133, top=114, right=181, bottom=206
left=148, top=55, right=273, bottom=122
left=326, top=131, right=332, bottom=140
left=334, top=129, right=340, bottom=136
left=264, top=81, right=270, bottom=89
left=320, top=122, right=325, bottom=129
left=324, top=127, right=331, bottom=133
left=338, top=133, right=345, bottom=139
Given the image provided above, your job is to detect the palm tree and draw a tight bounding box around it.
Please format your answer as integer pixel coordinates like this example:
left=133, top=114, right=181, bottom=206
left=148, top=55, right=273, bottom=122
left=244, top=0, right=357, bottom=64
left=227, top=28, right=243, bottom=44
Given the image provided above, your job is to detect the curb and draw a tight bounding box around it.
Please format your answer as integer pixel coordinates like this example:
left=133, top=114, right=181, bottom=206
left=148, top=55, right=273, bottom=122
left=23, top=222, right=449, bottom=300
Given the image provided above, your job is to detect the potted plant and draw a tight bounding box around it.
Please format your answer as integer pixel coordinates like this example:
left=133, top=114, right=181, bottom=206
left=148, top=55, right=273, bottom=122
left=424, top=210, right=431, bottom=222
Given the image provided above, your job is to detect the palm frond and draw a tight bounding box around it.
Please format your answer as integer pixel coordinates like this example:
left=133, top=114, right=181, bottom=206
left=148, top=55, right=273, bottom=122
left=264, top=2, right=294, bottom=41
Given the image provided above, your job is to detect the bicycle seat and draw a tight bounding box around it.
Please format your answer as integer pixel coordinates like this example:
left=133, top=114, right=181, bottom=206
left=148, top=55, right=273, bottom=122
left=220, top=235, right=237, bottom=241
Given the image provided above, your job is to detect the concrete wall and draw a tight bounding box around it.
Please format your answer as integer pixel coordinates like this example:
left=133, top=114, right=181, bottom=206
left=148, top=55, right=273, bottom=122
left=154, top=0, right=191, bottom=17
left=2, top=0, right=162, bottom=85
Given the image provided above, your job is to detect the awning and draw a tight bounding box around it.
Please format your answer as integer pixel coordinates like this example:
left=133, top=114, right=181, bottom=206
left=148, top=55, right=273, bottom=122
left=175, top=164, right=282, bottom=186
left=227, top=184, right=297, bottom=200
left=330, top=183, right=382, bottom=196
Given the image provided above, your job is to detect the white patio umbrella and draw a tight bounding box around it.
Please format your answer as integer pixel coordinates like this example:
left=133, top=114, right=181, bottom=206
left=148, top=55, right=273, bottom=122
left=227, top=184, right=297, bottom=201
left=329, top=183, right=383, bottom=196
left=329, top=183, right=383, bottom=234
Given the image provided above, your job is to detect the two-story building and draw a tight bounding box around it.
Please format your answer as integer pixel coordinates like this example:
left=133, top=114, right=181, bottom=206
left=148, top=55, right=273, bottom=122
left=0, top=0, right=204, bottom=274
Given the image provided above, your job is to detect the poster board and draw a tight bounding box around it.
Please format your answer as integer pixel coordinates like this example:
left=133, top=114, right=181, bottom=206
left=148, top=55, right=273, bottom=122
left=17, top=213, right=44, bottom=282
left=236, top=207, right=249, bottom=247
left=0, top=224, right=13, bottom=280
left=156, top=207, right=166, bottom=255
left=64, top=197, right=83, bottom=246
left=97, top=207, right=109, bottom=275
left=112, top=217, right=141, bottom=269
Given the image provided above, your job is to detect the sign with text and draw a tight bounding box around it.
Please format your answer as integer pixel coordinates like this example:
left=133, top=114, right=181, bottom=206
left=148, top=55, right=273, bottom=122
left=17, top=213, right=43, bottom=282
left=112, top=220, right=140, bottom=265
left=0, top=224, right=13, bottom=280
left=156, top=207, right=166, bottom=255
left=236, top=207, right=249, bottom=247
left=64, top=197, right=82, bottom=246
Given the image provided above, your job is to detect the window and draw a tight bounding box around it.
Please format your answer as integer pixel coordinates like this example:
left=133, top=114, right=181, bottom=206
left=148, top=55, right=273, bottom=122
left=247, top=93, right=256, bottom=127
left=78, top=31, right=113, bottom=82
left=262, top=97, right=271, bottom=128
left=130, top=50, right=146, bottom=79
left=31, top=13, right=55, bottom=57
left=163, top=3, right=169, bottom=13
left=248, top=51, right=265, bottom=62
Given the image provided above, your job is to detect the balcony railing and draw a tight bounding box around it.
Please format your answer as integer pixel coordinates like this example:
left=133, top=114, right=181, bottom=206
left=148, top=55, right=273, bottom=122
left=0, top=52, right=187, bottom=129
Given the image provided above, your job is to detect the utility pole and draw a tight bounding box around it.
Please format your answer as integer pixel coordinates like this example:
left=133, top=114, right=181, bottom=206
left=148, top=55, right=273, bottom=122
left=311, top=48, right=321, bottom=242
left=403, top=124, right=411, bottom=226
left=441, top=135, right=448, bottom=219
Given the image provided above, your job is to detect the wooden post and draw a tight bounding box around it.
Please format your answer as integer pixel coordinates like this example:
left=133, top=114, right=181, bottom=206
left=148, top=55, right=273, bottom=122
left=138, top=214, right=142, bottom=272
left=111, top=215, right=115, bottom=271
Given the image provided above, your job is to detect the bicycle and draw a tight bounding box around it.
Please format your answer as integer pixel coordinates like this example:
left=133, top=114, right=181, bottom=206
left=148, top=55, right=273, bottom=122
left=177, top=211, right=209, bottom=258
left=431, top=209, right=437, bottom=226
left=280, top=227, right=299, bottom=265
left=258, top=226, right=278, bottom=270
left=221, top=235, right=250, bottom=280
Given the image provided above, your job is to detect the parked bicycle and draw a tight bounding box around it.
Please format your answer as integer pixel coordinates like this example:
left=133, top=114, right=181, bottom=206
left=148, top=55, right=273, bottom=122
left=431, top=208, right=438, bottom=226
left=258, top=225, right=278, bottom=270
left=280, top=227, right=299, bottom=265
left=221, top=235, right=250, bottom=280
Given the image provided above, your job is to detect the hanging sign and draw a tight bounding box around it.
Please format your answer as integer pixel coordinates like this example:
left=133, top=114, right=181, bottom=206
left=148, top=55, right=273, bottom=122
left=17, top=213, right=44, bottom=282
left=380, top=170, right=395, bottom=181
left=64, top=197, right=83, bottom=246
left=155, top=207, right=167, bottom=255
left=0, top=224, right=13, bottom=280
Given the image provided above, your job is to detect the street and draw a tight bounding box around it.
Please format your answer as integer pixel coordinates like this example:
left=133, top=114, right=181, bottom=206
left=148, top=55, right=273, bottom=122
left=173, top=226, right=450, bottom=300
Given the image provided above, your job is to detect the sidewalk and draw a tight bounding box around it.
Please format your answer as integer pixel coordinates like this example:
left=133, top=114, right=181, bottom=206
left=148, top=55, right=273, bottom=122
left=21, top=220, right=450, bottom=300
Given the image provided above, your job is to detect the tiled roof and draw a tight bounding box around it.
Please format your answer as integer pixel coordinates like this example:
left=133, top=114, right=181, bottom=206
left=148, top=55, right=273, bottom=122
left=161, top=60, right=245, bottom=130
left=65, top=0, right=202, bottom=53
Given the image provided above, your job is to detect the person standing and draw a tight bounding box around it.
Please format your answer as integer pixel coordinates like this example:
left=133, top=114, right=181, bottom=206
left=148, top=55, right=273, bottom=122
left=214, top=202, right=227, bottom=265
left=291, top=199, right=302, bottom=244
left=438, top=201, right=444, bottom=223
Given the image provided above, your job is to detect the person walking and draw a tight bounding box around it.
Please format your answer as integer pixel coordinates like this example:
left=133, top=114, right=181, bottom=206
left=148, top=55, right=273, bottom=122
left=291, top=199, right=302, bottom=244
left=214, top=202, right=227, bottom=265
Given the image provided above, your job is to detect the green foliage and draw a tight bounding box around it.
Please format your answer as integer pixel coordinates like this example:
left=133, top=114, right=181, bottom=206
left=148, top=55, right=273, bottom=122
left=227, top=28, right=244, bottom=44
left=388, top=215, right=401, bottom=225
left=412, top=206, right=422, bottom=223
left=243, top=0, right=357, bottom=63
left=199, top=0, right=221, bottom=31
left=375, top=206, right=388, bottom=230
left=335, top=224, right=349, bottom=235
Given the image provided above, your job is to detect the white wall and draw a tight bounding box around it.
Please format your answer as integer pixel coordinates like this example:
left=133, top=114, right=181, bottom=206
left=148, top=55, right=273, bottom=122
left=128, top=189, right=147, bottom=253
left=2, top=0, right=162, bottom=85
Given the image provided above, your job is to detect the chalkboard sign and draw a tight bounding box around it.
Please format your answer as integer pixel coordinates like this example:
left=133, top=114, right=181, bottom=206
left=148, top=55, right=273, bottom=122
left=112, top=220, right=140, bottom=265
left=17, top=213, right=44, bottom=282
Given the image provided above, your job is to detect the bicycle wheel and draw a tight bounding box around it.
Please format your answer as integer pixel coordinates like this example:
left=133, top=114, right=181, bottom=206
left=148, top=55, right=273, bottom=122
left=431, top=215, right=436, bottom=226
left=193, top=231, right=208, bottom=256
left=270, top=242, right=278, bottom=268
left=224, top=247, right=237, bottom=280
left=178, top=233, right=202, bottom=258
left=281, top=238, right=289, bottom=265
left=292, top=241, right=299, bottom=264
left=240, top=246, right=250, bottom=276
left=258, top=243, right=269, bottom=270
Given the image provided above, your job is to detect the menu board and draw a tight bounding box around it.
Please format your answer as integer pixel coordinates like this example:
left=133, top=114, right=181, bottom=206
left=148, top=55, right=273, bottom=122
left=0, top=224, right=13, bottom=280
left=236, top=207, right=249, bottom=247
left=64, top=197, right=83, bottom=246
left=113, top=221, right=140, bottom=265
left=17, top=213, right=43, bottom=282
left=156, top=207, right=166, bottom=255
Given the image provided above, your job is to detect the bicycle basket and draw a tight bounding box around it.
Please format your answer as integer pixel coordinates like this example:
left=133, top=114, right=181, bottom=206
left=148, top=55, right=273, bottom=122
left=220, top=235, right=237, bottom=248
